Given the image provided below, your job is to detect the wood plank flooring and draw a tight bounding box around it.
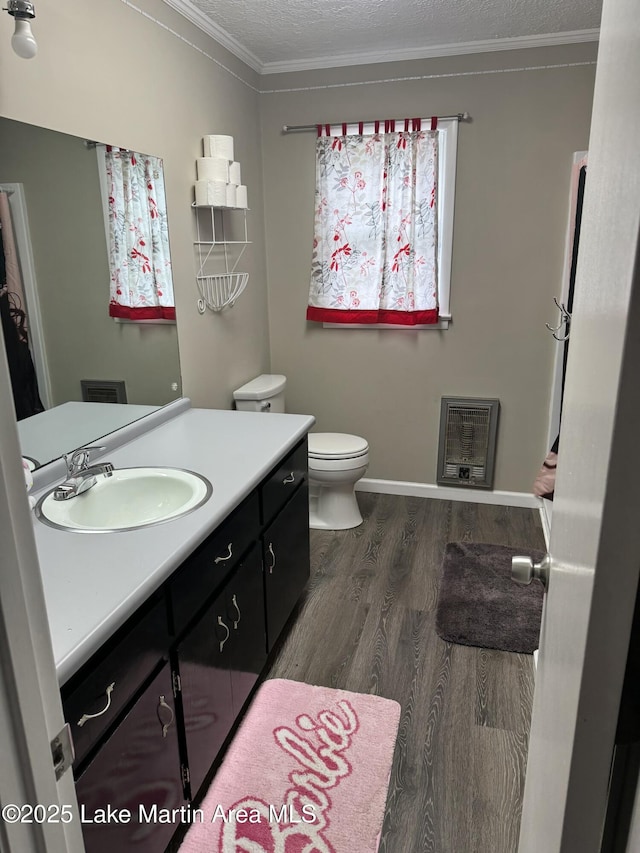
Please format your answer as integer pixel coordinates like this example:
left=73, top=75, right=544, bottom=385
left=267, top=493, right=545, bottom=853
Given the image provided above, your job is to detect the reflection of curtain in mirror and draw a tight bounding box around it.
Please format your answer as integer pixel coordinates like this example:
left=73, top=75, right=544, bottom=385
left=0, top=190, right=44, bottom=420
left=104, top=148, right=175, bottom=320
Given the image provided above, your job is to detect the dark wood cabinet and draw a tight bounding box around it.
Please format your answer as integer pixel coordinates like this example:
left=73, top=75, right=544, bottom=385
left=177, top=543, right=267, bottom=799
left=176, top=585, right=235, bottom=799
left=260, top=440, right=308, bottom=526
left=66, top=436, right=310, bottom=851
left=75, top=664, right=183, bottom=853
left=225, top=545, right=268, bottom=713
left=62, top=595, right=167, bottom=767
left=263, top=482, right=310, bottom=651
left=169, top=492, right=260, bottom=638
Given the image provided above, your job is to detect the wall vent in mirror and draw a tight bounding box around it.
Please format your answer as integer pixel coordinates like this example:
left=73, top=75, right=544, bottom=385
left=81, top=380, right=127, bottom=405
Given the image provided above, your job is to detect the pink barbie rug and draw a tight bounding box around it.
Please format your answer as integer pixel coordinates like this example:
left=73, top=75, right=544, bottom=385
left=180, top=678, right=401, bottom=853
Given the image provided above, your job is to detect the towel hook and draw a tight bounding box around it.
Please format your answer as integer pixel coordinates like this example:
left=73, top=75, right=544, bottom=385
left=546, top=297, right=571, bottom=342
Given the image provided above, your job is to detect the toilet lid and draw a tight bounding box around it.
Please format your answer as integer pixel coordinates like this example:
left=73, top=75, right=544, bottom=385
left=308, top=433, right=369, bottom=459
left=233, top=374, right=286, bottom=401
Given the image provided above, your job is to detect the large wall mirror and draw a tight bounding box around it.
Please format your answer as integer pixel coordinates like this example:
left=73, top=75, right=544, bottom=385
left=0, top=116, right=182, bottom=470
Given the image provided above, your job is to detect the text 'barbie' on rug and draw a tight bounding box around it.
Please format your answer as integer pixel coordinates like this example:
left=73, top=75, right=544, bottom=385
left=179, top=678, right=401, bottom=852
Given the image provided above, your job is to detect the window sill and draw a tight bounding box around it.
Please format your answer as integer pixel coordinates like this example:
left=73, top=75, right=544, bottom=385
left=114, top=318, right=177, bottom=326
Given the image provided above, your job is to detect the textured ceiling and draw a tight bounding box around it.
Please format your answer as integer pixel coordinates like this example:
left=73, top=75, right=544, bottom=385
left=167, top=0, right=602, bottom=72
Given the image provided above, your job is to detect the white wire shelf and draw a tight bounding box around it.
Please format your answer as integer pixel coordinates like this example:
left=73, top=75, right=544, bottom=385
left=191, top=203, right=251, bottom=211
left=193, top=205, right=249, bottom=313
left=194, top=240, right=251, bottom=246
left=196, top=272, right=249, bottom=313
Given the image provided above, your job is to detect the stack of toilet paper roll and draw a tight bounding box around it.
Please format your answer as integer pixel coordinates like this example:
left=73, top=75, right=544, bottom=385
left=194, top=134, right=248, bottom=209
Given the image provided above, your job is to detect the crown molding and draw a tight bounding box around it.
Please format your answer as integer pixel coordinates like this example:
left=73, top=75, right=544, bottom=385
left=161, top=0, right=263, bottom=72
left=159, top=4, right=599, bottom=77
left=261, top=29, right=600, bottom=75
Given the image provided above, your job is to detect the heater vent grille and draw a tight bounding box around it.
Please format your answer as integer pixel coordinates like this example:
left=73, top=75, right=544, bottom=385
left=81, top=380, right=127, bottom=405
left=437, top=397, right=500, bottom=489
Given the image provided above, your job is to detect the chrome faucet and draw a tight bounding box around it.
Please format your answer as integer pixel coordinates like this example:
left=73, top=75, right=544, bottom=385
left=53, top=445, right=114, bottom=501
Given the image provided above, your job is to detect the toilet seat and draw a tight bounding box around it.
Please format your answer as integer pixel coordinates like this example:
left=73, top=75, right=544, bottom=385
left=308, top=433, right=369, bottom=461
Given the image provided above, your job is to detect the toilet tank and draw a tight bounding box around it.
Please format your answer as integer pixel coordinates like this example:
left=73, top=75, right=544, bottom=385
left=233, top=374, right=286, bottom=413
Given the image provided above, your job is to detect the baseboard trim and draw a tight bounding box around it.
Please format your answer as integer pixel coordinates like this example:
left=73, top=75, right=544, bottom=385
left=356, top=477, right=541, bottom=509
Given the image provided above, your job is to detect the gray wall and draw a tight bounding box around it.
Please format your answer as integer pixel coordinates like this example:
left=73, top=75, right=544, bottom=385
left=259, top=44, right=597, bottom=491
left=0, top=118, right=180, bottom=407
left=0, top=0, right=271, bottom=413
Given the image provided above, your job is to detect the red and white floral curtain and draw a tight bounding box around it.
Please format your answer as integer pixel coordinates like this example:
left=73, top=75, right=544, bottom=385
left=308, top=121, right=439, bottom=325
left=105, top=147, right=175, bottom=320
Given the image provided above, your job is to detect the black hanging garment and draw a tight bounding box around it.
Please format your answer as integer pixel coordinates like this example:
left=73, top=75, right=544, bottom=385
left=0, top=289, right=44, bottom=420
left=0, top=225, right=44, bottom=420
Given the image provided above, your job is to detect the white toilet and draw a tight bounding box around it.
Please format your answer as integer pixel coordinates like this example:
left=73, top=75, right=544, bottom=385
left=233, top=375, right=369, bottom=530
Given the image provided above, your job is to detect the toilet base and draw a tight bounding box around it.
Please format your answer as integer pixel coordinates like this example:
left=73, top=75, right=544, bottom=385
left=309, top=481, right=364, bottom=530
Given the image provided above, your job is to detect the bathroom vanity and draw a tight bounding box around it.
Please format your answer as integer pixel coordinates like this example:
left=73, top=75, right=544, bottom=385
left=31, top=404, right=314, bottom=853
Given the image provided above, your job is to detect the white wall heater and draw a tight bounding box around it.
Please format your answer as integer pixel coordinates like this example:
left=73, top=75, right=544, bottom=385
left=437, top=397, right=500, bottom=489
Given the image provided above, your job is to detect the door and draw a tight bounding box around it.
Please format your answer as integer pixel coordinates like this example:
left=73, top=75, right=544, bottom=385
left=263, top=483, right=310, bottom=652
left=75, top=664, right=183, bottom=853
left=225, top=544, right=267, bottom=714
left=0, top=183, right=52, bottom=409
left=517, top=0, right=640, bottom=850
left=0, top=321, right=84, bottom=852
left=177, top=588, right=235, bottom=799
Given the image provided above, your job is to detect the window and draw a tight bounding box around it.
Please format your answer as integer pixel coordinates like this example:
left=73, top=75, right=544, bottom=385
left=307, top=118, right=458, bottom=329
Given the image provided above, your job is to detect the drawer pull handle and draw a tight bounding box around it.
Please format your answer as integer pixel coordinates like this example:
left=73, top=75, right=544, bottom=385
left=232, top=594, right=241, bottom=629
left=268, top=543, right=276, bottom=574
left=157, top=695, right=174, bottom=738
left=218, top=615, right=230, bottom=652
left=283, top=472, right=295, bottom=484
left=77, top=682, right=115, bottom=728
left=214, top=543, right=233, bottom=564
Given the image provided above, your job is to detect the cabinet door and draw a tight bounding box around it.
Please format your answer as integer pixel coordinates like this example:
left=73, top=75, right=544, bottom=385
left=177, top=589, right=234, bottom=799
left=263, top=483, right=310, bottom=652
left=75, top=664, right=182, bottom=853
left=225, top=544, right=267, bottom=715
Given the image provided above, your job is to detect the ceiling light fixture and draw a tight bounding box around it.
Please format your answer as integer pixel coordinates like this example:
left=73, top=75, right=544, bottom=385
left=4, top=0, right=37, bottom=59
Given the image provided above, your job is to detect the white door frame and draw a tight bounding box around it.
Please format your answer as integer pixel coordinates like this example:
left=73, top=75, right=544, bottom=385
left=0, top=341, right=82, bottom=849
left=1, top=182, right=52, bottom=408
left=518, top=0, right=640, bottom=849
left=545, top=150, right=588, bottom=451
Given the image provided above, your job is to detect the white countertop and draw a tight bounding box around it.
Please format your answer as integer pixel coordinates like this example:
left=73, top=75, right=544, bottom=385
left=31, top=406, right=314, bottom=686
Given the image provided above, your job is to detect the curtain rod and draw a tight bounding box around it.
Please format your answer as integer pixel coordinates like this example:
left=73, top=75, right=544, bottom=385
left=282, top=111, right=470, bottom=133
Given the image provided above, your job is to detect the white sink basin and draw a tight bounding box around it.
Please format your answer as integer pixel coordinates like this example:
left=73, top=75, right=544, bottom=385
left=36, top=467, right=212, bottom=533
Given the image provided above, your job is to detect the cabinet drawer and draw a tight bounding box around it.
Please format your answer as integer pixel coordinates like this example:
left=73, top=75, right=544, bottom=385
left=62, top=595, right=167, bottom=769
left=170, top=492, right=260, bottom=636
left=260, top=439, right=308, bottom=526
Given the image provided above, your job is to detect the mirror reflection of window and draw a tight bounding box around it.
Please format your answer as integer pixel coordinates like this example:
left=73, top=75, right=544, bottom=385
left=0, top=118, right=182, bottom=470
left=97, top=146, right=176, bottom=321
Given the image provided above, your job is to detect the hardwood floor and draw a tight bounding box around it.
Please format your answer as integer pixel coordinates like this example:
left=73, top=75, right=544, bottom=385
left=267, top=493, right=545, bottom=853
